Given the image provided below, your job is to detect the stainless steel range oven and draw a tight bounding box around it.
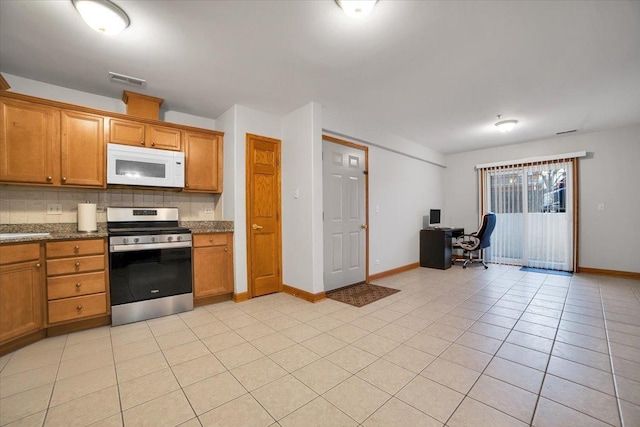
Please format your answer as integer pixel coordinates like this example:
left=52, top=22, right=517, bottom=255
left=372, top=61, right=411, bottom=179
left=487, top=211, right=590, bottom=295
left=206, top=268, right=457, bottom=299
left=107, top=207, right=193, bottom=326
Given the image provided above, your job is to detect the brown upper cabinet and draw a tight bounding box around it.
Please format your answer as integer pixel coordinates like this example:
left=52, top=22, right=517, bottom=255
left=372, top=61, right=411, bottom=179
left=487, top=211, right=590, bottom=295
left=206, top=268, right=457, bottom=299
left=0, top=97, right=106, bottom=188
left=109, top=118, right=181, bottom=151
left=1, top=91, right=223, bottom=193
left=61, top=110, right=105, bottom=187
left=0, top=97, right=60, bottom=185
left=184, top=131, right=223, bottom=193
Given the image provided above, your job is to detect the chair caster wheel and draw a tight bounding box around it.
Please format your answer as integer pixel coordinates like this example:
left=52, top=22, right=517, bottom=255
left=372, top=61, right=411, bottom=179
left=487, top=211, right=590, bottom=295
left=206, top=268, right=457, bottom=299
left=463, top=266, right=467, bottom=269
left=484, top=266, right=488, bottom=269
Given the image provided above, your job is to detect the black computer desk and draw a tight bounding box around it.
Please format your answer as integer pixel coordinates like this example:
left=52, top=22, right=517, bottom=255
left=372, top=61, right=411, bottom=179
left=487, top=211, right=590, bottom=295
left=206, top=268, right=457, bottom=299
left=420, top=227, right=465, bottom=270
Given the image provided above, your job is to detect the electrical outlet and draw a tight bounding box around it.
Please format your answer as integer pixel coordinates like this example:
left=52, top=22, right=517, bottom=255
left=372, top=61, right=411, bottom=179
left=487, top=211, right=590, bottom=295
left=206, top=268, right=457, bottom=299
left=293, top=188, right=300, bottom=199
left=204, top=208, right=214, bottom=214
left=375, top=205, right=380, bottom=213
left=374, top=259, right=381, bottom=265
left=46, top=204, right=62, bottom=215
left=597, top=203, right=605, bottom=211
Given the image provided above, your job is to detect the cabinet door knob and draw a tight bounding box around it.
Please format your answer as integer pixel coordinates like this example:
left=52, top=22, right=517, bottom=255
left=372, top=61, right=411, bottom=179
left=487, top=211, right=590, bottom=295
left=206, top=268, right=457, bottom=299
left=76, top=305, right=83, bottom=310
left=209, top=238, right=213, bottom=242
left=74, top=245, right=80, bottom=252
left=151, top=142, right=156, bottom=147
left=75, top=283, right=81, bottom=288
left=75, top=262, right=80, bottom=269
left=46, top=176, right=52, bottom=182
left=140, top=141, right=145, bottom=146
left=224, top=247, right=228, bottom=252
left=35, top=263, right=41, bottom=268
left=185, top=183, right=189, bottom=188
left=62, top=177, right=67, bottom=182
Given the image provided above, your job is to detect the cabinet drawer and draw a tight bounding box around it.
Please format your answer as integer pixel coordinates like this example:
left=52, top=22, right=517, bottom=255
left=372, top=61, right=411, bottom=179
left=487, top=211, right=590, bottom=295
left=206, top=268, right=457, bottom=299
left=46, top=255, right=105, bottom=276
left=48, top=293, right=107, bottom=324
left=0, top=243, right=40, bottom=265
left=46, top=239, right=104, bottom=258
left=47, top=271, right=106, bottom=300
left=193, top=234, right=227, bottom=247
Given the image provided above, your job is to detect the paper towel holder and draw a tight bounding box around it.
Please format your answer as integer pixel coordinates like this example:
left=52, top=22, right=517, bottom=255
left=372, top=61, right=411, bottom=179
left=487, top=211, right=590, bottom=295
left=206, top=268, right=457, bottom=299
left=77, top=201, right=98, bottom=233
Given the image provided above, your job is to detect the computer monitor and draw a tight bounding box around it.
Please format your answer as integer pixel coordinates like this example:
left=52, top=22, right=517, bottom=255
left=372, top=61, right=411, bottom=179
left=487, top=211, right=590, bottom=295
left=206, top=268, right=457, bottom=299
left=429, top=209, right=441, bottom=227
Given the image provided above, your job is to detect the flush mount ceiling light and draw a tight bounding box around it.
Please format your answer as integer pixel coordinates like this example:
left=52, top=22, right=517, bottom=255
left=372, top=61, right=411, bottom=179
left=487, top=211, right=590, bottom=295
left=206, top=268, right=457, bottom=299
left=335, top=0, right=378, bottom=19
left=72, top=0, right=130, bottom=36
left=495, top=115, right=518, bottom=132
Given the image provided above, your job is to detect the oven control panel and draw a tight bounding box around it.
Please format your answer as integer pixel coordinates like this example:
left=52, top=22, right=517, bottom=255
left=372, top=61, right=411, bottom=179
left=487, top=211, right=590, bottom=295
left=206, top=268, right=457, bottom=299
left=110, top=233, right=192, bottom=247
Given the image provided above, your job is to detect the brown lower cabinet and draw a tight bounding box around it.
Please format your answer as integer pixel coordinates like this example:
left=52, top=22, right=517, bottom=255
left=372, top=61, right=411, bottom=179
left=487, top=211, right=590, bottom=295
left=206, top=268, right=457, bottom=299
left=193, top=233, right=234, bottom=305
left=45, top=239, right=109, bottom=325
left=0, top=243, right=45, bottom=353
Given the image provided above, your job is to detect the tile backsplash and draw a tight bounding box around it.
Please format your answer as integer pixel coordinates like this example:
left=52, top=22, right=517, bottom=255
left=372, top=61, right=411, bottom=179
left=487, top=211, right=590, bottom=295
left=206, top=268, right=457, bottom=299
left=0, top=185, right=221, bottom=224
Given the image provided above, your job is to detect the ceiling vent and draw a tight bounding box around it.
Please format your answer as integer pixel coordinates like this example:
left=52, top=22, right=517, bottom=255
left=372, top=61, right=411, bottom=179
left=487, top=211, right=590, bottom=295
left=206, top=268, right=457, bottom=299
left=556, top=129, right=577, bottom=135
left=108, top=72, right=146, bottom=87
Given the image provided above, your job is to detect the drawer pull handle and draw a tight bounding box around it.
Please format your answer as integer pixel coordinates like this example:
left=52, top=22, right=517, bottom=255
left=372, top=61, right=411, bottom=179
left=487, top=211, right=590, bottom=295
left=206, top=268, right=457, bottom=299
left=224, top=247, right=228, bottom=252
left=75, top=262, right=80, bottom=269
left=74, top=245, right=80, bottom=252
left=75, top=283, right=81, bottom=288
left=46, top=176, right=52, bottom=182
left=62, top=177, right=67, bottom=182
left=76, top=305, right=83, bottom=310
left=35, top=263, right=41, bottom=268
left=209, top=238, right=213, bottom=242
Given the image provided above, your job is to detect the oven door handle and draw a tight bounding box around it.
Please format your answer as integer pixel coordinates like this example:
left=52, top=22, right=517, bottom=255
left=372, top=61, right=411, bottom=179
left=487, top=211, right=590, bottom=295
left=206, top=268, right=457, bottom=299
left=110, top=241, right=192, bottom=253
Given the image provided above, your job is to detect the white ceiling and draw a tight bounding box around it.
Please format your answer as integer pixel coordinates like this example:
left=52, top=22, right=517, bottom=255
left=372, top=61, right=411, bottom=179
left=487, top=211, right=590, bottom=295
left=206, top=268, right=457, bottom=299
left=1, top=0, right=639, bottom=154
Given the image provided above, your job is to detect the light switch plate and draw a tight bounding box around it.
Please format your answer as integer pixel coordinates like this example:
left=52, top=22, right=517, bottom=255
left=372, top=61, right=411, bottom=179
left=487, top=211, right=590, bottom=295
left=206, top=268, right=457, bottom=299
left=597, top=203, right=605, bottom=211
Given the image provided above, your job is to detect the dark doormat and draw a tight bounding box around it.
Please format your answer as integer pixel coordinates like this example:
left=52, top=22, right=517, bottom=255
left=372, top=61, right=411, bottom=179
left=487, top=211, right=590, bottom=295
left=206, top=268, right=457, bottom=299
left=520, top=267, right=573, bottom=276
left=326, top=282, right=400, bottom=308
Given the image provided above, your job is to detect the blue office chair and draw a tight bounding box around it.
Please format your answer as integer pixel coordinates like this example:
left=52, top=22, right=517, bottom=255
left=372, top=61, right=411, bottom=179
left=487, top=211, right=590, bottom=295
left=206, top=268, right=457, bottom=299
left=453, top=212, right=497, bottom=269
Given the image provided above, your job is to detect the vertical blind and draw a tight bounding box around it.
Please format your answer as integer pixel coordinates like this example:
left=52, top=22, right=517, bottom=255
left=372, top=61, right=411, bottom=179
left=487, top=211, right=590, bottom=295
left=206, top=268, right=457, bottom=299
left=479, top=158, right=576, bottom=271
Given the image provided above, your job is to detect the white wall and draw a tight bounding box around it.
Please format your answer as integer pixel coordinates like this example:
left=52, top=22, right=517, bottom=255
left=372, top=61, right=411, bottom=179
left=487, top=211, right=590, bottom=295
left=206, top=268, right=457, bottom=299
left=3, top=73, right=216, bottom=130
left=281, top=102, right=323, bottom=294
left=444, top=125, right=640, bottom=273
left=368, top=146, right=444, bottom=274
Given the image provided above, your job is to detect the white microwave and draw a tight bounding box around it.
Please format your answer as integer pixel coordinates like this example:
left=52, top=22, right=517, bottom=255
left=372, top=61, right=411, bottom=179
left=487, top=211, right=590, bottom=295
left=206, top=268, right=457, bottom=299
left=107, top=143, right=185, bottom=188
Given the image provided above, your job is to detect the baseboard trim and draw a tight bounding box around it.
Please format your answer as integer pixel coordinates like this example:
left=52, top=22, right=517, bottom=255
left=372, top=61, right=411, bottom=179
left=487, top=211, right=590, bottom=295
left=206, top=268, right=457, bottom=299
left=195, top=293, right=233, bottom=307
left=0, top=329, right=46, bottom=357
left=47, top=315, right=111, bottom=337
left=282, top=284, right=326, bottom=303
left=232, top=292, right=250, bottom=303
left=368, top=262, right=420, bottom=281
left=577, top=267, right=640, bottom=280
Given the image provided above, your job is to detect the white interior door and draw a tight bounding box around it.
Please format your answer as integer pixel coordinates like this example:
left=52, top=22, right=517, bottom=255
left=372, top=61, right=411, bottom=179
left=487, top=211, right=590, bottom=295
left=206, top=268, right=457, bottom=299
left=323, top=140, right=366, bottom=291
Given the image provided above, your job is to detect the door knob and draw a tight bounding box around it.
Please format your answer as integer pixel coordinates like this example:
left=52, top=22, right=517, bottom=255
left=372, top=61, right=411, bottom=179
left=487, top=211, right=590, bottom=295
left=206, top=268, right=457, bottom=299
left=252, top=224, right=264, bottom=230
left=361, top=224, right=368, bottom=230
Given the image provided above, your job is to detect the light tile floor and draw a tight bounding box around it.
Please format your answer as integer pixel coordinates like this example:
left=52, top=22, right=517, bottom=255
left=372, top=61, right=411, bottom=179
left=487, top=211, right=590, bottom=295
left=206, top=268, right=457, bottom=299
left=1, top=265, right=639, bottom=427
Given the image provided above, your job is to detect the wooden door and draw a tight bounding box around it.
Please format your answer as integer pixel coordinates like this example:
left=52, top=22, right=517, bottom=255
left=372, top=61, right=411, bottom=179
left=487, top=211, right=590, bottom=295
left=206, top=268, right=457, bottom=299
left=184, top=131, right=223, bottom=192
left=108, top=118, right=145, bottom=147
left=147, top=125, right=181, bottom=151
left=322, top=138, right=368, bottom=291
left=0, top=97, right=59, bottom=185
left=246, top=134, right=282, bottom=297
left=61, top=110, right=105, bottom=187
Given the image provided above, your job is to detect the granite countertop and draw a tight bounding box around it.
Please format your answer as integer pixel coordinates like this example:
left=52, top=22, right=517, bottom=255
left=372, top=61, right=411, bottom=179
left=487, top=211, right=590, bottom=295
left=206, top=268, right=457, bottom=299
left=0, top=223, right=108, bottom=244
left=182, top=221, right=234, bottom=234
left=0, top=221, right=234, bottom=244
